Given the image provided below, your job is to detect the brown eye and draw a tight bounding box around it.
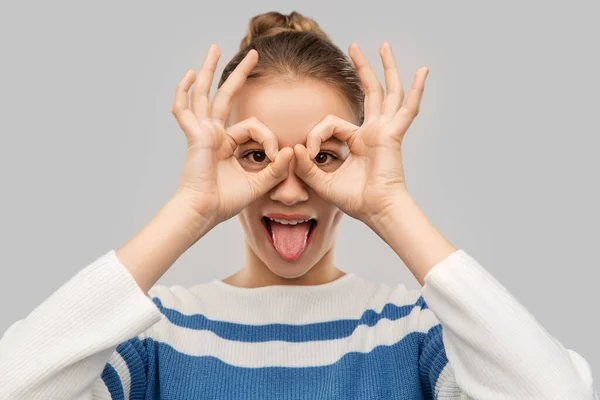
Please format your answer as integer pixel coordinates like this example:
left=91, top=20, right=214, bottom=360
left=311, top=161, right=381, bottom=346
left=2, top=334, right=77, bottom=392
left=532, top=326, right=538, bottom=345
left=314, top=151, right=336, bottom=165
left=251, top=151, right=266, bottom=163
left=243, top=150, right=269, bottom=164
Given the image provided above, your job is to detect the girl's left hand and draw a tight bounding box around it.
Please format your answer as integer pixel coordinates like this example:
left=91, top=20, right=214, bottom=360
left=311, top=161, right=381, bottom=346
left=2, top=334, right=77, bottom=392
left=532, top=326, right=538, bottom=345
left=294, top=42, right=429, bottom=228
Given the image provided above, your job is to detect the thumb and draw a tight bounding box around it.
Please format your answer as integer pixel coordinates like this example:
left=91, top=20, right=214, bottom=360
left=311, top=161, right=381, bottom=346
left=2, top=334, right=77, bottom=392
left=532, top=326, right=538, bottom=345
left=293, top=144, right=332, bottom=198
left=246, top=147, right=294, bottom=197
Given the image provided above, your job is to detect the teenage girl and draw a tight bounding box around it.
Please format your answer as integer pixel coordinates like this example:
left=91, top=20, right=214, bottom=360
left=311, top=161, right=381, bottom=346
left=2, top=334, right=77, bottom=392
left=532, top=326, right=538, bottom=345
left=0, top=10, right=597, bottom=400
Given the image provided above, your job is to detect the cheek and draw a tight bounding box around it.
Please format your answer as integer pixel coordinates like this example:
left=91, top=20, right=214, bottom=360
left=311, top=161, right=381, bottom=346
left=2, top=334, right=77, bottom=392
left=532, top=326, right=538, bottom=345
left=238, top=203, right=264, bottom=237
left=332, top=209, right=344, bottom=226
left=319, top=205, right=344, bottom=232
left=237, top=212, right=250, bottom=235
left=237, top=209, right=256, bottom=233
left=327, top=209, right=344, bottom=237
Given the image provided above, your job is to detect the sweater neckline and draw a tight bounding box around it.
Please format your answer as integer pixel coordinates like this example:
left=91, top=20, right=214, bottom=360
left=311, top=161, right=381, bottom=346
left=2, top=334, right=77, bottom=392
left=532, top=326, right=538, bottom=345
left=211, top=272, right=356, bottom=294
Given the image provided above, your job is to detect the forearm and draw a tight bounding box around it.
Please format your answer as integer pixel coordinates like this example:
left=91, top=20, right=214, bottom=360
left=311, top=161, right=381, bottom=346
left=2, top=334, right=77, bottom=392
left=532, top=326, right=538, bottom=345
left=368, top=192, right=458, bottom=286
left=421, top=249, right=596, bottom=398
left=116, top=194, right=213, bottom=294
left=378, top=194, right=596, bottom=397
left=0, top=250, right=163, bottom=399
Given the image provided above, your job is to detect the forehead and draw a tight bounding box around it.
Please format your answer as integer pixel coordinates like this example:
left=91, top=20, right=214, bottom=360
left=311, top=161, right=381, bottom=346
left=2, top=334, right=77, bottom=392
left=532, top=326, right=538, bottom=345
left=228, top=77, right=355, bottom=147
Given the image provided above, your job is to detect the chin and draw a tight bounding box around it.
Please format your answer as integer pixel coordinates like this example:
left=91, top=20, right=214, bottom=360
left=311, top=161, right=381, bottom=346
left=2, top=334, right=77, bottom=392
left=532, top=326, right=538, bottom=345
left=264, top=262, right=313, bottom=280
left=238, top=208, right=342, bottom=280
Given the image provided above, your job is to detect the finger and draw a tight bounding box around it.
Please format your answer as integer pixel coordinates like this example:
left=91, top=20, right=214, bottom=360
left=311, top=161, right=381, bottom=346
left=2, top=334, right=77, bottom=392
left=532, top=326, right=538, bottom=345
left=306, top=115, right=359, bottom=159
left=171, top=69, right=203, bottom=142
left=379, top=42, right=405, bottom=120
left=191, top=44, right=221, bottom=120
left=246, top=147, right=294, bottom=197
left=349, top=43, right=384, bottom=121
left=225, top=117, right=279, bottom=161
left=211, top=49, right=259, bottom=122
left=293, top=144, right=332, bottom=197
left=391, top=67, right=430, bottom=134
left=172, top=69, right=195, bottom=112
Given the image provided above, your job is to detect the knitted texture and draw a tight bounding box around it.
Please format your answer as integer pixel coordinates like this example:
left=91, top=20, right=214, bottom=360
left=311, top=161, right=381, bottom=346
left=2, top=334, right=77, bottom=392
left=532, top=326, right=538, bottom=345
left=0, top=249, right=596, bottom=399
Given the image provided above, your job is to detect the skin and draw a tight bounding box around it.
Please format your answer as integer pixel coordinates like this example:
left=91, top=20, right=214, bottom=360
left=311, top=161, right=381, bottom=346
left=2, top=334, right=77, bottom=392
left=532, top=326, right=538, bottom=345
left=223, top=78, right=356, bottom=287
left=116, top=41, right=458, bottom=295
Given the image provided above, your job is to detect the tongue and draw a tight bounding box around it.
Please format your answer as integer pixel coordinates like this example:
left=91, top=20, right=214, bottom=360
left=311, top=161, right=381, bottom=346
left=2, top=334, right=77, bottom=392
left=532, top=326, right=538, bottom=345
left=270, top=221, right=311, bottom=261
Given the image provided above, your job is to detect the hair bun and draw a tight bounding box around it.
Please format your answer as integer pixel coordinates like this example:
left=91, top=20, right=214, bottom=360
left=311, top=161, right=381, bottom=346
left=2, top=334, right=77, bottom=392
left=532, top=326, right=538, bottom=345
left=240, top=11, right=331, bottom=50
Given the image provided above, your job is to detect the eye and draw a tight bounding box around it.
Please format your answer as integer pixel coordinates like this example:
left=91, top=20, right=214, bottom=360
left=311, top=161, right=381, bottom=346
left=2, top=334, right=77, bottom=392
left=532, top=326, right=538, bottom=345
left=313, top=151, right=337, bottom=166
left=242, top=150, right=270, bottom=164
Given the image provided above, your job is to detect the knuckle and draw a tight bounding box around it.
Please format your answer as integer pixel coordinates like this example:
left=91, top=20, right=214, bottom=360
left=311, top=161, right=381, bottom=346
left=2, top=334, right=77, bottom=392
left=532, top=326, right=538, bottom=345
left=211, top=118, right=225, bottom=130
left=199, top=117, right=214, bottom=130
left=404, top=105, right=419, bottom=117
left=218, top=87, right=233, bottom=99
left=367, top=84, right=384, bottom=95
left=265, top=166, right=279, bottom=180
left=324, top=114, right=338, bottom=124
left=305, top=166, right=318, bottom=179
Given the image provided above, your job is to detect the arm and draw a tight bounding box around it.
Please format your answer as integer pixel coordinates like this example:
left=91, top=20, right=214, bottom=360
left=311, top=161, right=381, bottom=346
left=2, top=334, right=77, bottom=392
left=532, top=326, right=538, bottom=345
left=288, top=40, right=596, bottom=399
left=0, top=43, right=292, bottom=399
left=375, top=192, right=596, bottom=399
left=0, top=196, right=208, bottom=399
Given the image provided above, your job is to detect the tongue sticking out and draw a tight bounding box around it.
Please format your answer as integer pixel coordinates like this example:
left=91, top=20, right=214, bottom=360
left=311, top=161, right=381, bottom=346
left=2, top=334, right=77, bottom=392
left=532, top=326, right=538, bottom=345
left=270, top=221, right=312, bottom=261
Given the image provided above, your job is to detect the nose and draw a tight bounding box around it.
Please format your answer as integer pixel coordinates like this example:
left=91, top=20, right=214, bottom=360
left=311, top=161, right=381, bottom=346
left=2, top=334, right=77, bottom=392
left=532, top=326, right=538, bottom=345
left=269, top=156, right=309, bottom=206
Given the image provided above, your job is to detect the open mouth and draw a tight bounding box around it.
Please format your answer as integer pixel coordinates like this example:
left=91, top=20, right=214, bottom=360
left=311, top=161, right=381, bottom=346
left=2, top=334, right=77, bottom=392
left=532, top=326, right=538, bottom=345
left=262, top=216, right=317, bottom=261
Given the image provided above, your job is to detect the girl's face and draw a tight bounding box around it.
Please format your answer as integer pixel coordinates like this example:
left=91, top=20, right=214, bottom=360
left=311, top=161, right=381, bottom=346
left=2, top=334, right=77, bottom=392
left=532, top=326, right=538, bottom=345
left=228, top=77, right=357, bottom=280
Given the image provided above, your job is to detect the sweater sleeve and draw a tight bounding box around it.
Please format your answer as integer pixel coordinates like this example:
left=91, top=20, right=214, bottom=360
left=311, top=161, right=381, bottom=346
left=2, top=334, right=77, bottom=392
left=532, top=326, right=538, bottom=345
left=418, top=249, right=597, bottom=399
left=0, top=250, right=164, bottom=400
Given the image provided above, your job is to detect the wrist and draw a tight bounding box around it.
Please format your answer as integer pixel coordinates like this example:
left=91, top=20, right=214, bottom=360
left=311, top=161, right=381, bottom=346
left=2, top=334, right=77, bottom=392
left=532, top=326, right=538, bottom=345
left=169, top=193, right=217, bottom=242
left=116, top=196, right=214, bottom=294
left=368, top=193, right=457, bottom=286
left=364, top=191, right=415, bottom=234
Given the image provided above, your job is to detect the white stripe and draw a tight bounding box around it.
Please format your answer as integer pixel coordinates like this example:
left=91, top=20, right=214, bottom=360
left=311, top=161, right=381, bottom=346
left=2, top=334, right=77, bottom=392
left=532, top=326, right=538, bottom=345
left=150, top=306, right=440, bottom=368
left=435, top=362, right=465, bottom=399
left=107, top=350, right=132, bottom=398
left=149, top=278, right=424, bottom=325
left=90, top=377, right=113, bottom=399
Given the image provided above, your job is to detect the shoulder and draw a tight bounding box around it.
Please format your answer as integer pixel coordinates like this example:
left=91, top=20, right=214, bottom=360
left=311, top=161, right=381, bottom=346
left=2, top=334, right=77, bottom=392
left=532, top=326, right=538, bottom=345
left=352, top=275, right=439, bottom=334
left=139, top=282, right=215, bottom=339
left=147, top=281, right=215, bottom=314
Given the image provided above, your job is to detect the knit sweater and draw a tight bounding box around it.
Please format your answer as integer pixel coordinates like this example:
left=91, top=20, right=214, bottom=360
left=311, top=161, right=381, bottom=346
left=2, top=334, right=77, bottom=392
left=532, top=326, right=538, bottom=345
left=0, top=248, right=596, bottom=399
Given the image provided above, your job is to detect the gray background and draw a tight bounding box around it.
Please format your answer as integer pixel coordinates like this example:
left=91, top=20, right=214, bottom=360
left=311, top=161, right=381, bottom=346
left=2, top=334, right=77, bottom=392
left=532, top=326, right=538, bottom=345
left=0, top=0, right=598, bottom=381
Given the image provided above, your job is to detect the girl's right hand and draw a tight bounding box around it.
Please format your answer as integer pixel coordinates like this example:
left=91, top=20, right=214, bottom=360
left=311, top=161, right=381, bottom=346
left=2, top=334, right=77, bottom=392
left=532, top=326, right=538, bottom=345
left=171, top=44, right=293, bottom=229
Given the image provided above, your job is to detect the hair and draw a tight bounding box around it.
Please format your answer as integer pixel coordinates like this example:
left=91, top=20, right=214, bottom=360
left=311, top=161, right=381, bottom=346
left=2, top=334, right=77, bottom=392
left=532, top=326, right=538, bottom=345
left=218, top=11, right=365, bottom=125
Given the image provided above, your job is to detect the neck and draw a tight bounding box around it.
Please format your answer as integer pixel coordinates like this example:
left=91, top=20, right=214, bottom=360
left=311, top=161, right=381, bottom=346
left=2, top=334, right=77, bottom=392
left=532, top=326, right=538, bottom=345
left=221, top=243, right=345, bottom=288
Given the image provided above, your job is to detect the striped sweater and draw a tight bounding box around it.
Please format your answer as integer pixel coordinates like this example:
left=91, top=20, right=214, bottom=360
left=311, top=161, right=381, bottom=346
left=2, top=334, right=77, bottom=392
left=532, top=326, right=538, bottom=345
left=0, top=248, right=597, bottom=399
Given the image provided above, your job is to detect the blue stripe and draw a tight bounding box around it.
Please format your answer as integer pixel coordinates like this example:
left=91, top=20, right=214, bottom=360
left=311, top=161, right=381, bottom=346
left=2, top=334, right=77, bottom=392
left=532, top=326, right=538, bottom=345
left=419, top=324, right=448, bottom=398
left=116, top=338, right=147, bottom=399
left=151, top=296, right=429, bottom=343
left=142, top=331, right=429, bottom=399
left=101, top=363, right=125, bottom=400
left=416, top=296, right=429, bottom=310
